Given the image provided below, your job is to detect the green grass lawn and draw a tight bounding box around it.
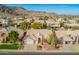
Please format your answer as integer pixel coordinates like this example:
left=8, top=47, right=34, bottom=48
left=0, top=43, right=20, bottom=49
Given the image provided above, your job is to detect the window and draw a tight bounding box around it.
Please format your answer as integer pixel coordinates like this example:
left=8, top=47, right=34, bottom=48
left=65, top=41, right=70, bottom=44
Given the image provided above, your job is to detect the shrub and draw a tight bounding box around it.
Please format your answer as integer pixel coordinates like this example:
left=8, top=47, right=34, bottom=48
left=47, top=30, right=57, bottom=45
left=31, top=22, right=42, bottom=29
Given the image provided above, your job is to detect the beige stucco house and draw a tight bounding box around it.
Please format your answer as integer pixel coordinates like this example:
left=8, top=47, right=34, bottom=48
left=55, top=30, right=79, bottom=45
left=24, top=29, right=52, bottom=45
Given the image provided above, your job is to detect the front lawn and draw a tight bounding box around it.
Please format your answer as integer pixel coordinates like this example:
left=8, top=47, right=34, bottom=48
left=0, top=43, right=20, bottom=49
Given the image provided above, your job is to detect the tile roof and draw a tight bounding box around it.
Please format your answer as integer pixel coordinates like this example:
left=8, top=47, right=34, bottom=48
left=26, top=29, right=52, bottom=40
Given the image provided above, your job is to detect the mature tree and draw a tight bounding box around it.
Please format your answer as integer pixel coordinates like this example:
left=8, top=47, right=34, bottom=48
left=7, top=31, right=19, bottom=43
left=42, top=20, right=47, bottom=29
left=0, top=22, right=3, bottom=27
left=30, top=19, right=34, bottom=23
left=18, top=22, right=30, bottom=30
left=63, top=17, right=67, bottom=21
left=44, top=16, right=49, bottom=20
left=31, top=22, right=42, bottom=29
left=60, top=21, right=64, bottom=28
left=39, top=17, right=43, bottom=20
left=39, top=16, right=48, bottom=20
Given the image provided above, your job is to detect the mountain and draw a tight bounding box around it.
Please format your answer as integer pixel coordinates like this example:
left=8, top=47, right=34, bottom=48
left=0, top=5, right=59, bottom=19
left=0, top=4, right=29, bottom=15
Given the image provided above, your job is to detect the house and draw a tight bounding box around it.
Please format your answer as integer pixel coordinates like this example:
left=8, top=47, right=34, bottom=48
left=14, top=20, right=24, bottom=25
left=34, top=20, right=44, bottom=24
left=55, top=30, right=79, bottom=45
left=68, top=19, right=77, bottom=24
left=24, top=29, right=52, bottom=45
left=65, top=23, right=79, bottom=27
left=64, top=19, right=78, bottom=27
left=46, top=20, right=60, bottom=29
left=0, top=18, right=9, bottom=24
left=25, top=18, right=33, bottom=23
left=4, top=26, right=24, bottom=39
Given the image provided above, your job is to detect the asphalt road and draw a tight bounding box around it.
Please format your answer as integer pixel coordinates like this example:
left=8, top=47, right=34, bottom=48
left=0, top=49, right=78, bottom=55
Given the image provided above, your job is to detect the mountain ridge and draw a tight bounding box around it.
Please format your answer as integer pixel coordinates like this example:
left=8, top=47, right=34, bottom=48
left=0, top=5, right=58, bottom=17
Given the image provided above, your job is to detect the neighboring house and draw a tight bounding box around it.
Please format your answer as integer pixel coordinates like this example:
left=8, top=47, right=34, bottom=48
left=5, top=26, right=24, bottom=39
left=46, top=20, right=60, bottom=29
left=26, top=18, right=33, bottom=23
left=55, top=30, right=79, bottom=45
left=24, top=29, right=52, bottom=45
left=34, top=20, right=44, bottom=24
left=65, top=23, right=79, bottom=27
left=68, top=20, right=77, bottom=24
left=14, top=20, right=24, bottom=25
left=0, top=27, right=26, bottom=43
left=0, top=18, right=9, bottom=24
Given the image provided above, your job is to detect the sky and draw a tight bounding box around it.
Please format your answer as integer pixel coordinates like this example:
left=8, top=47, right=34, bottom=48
left=4, top=4, right=79, bottom=15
